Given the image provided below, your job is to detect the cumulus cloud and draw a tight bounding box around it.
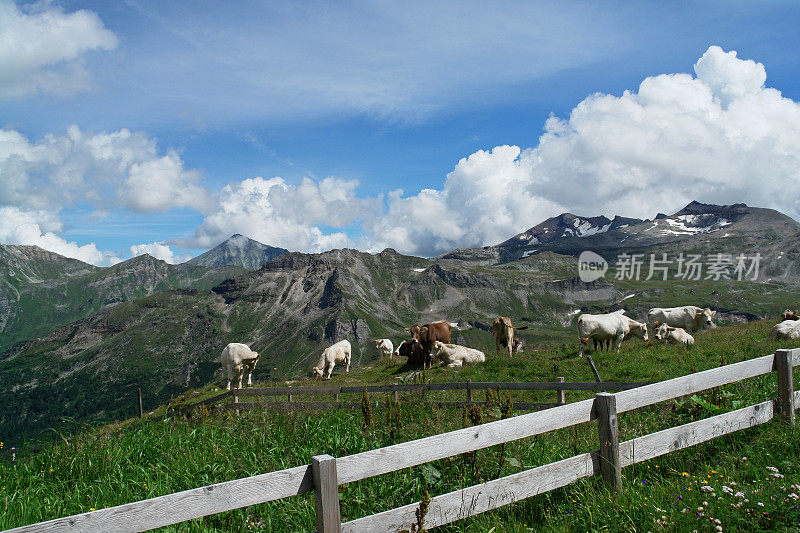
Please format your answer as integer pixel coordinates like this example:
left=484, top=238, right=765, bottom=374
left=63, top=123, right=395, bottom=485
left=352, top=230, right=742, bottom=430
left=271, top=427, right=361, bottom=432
left=0, top=0, right=118, bottom=97
left=130, top=242, right=188, bottom=264
left=0, top=125, right=210, bottom=265
left=0, top=206, right=121, bottom=265
left=185, top=176, right=379, bottom=252
left=0, top=125, right=212, bottom=213
left=360, top=45, right=800, bottom=255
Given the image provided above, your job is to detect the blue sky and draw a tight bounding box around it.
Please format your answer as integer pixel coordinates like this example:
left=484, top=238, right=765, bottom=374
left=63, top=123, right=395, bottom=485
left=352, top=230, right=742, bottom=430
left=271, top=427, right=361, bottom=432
left=2, top=1, right=800, bottom=264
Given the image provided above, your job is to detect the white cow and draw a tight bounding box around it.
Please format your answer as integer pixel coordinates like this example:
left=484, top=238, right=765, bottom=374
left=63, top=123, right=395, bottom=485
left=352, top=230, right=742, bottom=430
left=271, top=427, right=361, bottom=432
left=578, top=312, right=649, bottom=355
left=770, top=320, right=800, bottom=340
left=374, top=338, right=394, bottom=359
left=648, top=306, right=716, bottom=333
left=430, top=341, right=485, bottom=368
left=312, top=340, right=352, bottom=379
left=220, top=343, right=260, bottom=390
left=654, top=324, right=695, bottom=345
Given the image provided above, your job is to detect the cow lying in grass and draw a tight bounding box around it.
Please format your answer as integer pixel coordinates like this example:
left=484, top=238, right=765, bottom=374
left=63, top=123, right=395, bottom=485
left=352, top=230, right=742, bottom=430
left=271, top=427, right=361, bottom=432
left=374, top=338, right=394, bottom=359
left=221, top=343, right=260, bottom=390
left=770, top=320, right=800, bottom=340
left=654, top=323, right=695, bottom=345
left=312, top=339, right=352, bottom=379
left=431, top=340, right=485, bottom=368
left=647, top=306, right=716, bottom=333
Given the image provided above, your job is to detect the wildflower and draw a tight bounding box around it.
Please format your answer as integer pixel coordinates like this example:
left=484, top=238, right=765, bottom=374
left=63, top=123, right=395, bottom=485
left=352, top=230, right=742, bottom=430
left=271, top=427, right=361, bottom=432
left=770, top=472, right=785, bottom=479
left=716, top=526, right=722, bottom=532
left=789, top=493, right=799, bottom=500
left=766, top=466, right=779, bottom=473
left=722, top=486, right=733, bottom=494
left=703, top=501, right=709, bottom=506
left=701, top=485, right=714, bottom=492
left=682, top=472, right=689, bottom=476
left=757, top=502, right=764, bottom=507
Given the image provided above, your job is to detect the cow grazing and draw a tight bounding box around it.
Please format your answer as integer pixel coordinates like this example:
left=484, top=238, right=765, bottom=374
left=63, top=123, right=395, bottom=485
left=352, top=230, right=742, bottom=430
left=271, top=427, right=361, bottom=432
left=312, top=340, right=352, bottom=380
left=405, top=320, right=453, bottom=369
left=374, top=338, right=394, bottom=359
left=578, top=312, right=649, bottom=355
left=396, top=339, right=427, bottom=367
left=770, top=320, right=800, bottom=340
left=654, top=324, right=695, bottom=345
left=647, top=306, right=716, bottom=333
left=430, top=341, right=485, bottom=368
left=781, top=309, right=799, bottom=321
left=221, top=343, right=260, bottom=390
left=492, top=317, right=529, bottom=358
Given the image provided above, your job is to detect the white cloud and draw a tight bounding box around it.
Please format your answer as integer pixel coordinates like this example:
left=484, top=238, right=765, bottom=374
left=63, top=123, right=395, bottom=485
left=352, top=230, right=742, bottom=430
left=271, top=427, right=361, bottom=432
left=359, top=45, right=800, bottom=255
left=0, top=125, right=212, bottom=213
left=0, top=206, right=121, bottom=265
left=185, top=176, right=378, bottom=252
left=522, top=45, right=800, bottom=221
left=130, top=242, right=188, bottom=264
left=0, top=0, right=118, bottom=97
left=0, top=125, right=211, bottom=266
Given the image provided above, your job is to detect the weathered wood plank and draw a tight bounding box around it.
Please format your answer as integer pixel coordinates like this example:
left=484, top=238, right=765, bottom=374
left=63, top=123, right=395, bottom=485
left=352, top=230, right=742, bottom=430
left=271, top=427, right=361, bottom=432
left=336, top=397, right=596, bottom=484
left=181, top=390, right=232, bottom=412
left=218, top=401, right=557, bottom=412
left=4, top=465, right=314, bottom=533
left=312, top=455, right=341, bottom=533
left=234, top=386, right=341, bottom=397
left=776, top=349, right=797, bottom=426
left=615, top=353, right=775, bottom=413
left=619, top=399, right=774, bottom=467
left=341, top=452, right=597, bottom=532
left=595, top=393, right=621, bottom=490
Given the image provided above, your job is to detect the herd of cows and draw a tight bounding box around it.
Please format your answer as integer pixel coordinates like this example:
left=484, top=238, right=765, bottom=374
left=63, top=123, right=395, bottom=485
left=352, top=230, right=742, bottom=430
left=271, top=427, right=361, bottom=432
left=217, top=306, right=800, bottom=388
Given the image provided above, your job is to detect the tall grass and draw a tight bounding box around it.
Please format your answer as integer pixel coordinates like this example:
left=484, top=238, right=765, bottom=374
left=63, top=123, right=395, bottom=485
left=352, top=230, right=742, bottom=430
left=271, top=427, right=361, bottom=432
left=2, top=320, right=800, bottom=531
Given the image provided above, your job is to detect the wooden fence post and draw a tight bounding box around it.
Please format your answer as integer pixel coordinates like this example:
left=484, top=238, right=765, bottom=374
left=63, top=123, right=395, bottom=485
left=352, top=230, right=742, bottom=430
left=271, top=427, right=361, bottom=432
left=556, top=377, right=565, bottom=406
left=287, top=392, right=293, bottom=403
left=595, top=392, right=621, bottom=490
left=312, top=454, right=341, bottom=533
left=776, top=349, right=796, bottom=427
left=233, top=390, right=239, bottom=415
left=467, top=379, right=473, bottom=405
left=392, top=384, right=399, bottom=405
left=137, top=388, right=143, bottom=419
left=334, top=387, right=341, bottom=404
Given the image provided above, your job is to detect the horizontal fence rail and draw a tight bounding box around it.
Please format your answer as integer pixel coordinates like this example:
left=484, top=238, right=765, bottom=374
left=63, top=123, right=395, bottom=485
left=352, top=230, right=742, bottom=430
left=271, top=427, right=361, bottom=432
left=180, top=379, right=650, bottom=415
left=6, top=348, right=799, bottom=533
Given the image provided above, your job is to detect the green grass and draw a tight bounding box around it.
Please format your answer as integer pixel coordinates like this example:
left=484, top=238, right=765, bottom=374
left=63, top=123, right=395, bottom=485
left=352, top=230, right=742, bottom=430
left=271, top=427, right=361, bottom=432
left=3, top=320, right=800, bottom=531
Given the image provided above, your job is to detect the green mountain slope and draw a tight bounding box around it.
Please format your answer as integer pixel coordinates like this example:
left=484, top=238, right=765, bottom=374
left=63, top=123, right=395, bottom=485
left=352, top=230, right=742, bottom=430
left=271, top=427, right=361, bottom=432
left=0, top=247, right=245, bottom=352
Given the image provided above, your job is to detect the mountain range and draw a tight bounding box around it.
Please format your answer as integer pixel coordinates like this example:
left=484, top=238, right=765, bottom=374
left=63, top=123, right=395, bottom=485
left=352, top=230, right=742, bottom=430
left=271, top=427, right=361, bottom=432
left=2, top=201, right=799, bottom=445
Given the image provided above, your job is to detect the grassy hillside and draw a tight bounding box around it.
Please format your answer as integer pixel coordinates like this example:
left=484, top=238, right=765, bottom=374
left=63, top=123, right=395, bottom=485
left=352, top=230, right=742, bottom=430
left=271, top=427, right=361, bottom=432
left=0, top=250, right=245, bottom=353
left=3, top=320, right=800, bottom=531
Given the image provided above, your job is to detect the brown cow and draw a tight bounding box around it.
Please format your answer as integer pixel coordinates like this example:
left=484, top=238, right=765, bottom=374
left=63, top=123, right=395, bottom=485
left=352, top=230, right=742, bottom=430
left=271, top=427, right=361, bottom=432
left=405, top=320, right=452, bottom=369
left=492, top=317, right=528, bottom=358
left=396, top=339, right=427, bottom=367
left=782, top=309, right=799, bottom=321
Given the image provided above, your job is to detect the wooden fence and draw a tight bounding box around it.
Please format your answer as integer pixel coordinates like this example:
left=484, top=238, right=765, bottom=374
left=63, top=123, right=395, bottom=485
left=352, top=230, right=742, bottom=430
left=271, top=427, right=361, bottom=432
left=182, top=378, right=650, bottom=414
left=6, top=348, right=799, bottom=533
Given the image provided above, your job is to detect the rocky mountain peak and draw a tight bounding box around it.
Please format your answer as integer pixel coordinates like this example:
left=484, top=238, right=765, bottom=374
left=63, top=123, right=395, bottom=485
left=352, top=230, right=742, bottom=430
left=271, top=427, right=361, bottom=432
left=186, top=234, right=288, bottom=270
